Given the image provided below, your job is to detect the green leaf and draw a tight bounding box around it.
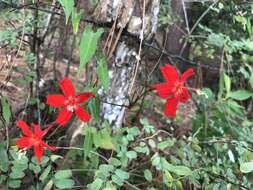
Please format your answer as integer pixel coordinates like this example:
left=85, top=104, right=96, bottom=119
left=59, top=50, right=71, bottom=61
left=172, top=166, right=192, bottom=176
left=8, top=179, right=21, bottom=188
left=240, top=161, right=253, bottom=173
left=140, top=118, right=156, bottom=134
left=10, top=171, right=25, bottom=179
left=151, top=154, right=161, bottom=169
left=148, top=139, right=156, bottom=148
left=71, top=8, right=83, bottom=34
left=93, top=127, right=115, bottom=150
left=202, top=88, right=214, bottom=100
left=0, top=175, right=7, bottom=184
left=32, top=156, right=49, bottom=166
left=54, top=170, right=72, bottom=179
left=97, top=57, right=109, bottom=92
left=111, top=174, right=124, bottom=186
left=250, top=74, right=253, bottom=89
left=227, top=90, right=253, bottom=100
left=79, top=26, right=104, bottom=73
left=54, top=179, right=75, bottom=189
left=103, top=183, right=117, bottom=190
left=223, top=73, right=231, bottom=93
left=114, top=169, right=129, bottom=180
left=163, top=171, right=173, bottom=188
left=1, top=96, right=11, bottom=124
left=157, top=139, right=175, bottom=150
left=161, top=158, right=192, bottom=176
left=88, top=94, right=101, bottom=122
left=0, top=146, right=9, bottom=172
left=11, top=163, right=28, bottom=171
left=39, top=165, right=52, bottom=182
left=43, top=179, right=54, bottom=190
left=84, top=127, right=94, bottom=159
left=58, top=0, right=74, bottom=24
left=10, top=149, right=28, bottom=163
left=126, top=151, right=137, bottom=159
left=144, top=169, right=152, bottom=182
left=109, top=158, right=121, bottom=167
left=29, top=163, right=41, bottom=174
left=88, top=178, right=103, bottom=190
left=98, top=164, right=114, bottom=178
left=207, top=33, right=226, bottom=47
left=50, top=155, right=64, bottom=162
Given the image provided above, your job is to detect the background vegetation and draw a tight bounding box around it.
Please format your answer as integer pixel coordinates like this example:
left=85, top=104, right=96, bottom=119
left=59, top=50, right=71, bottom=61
left=0, top=0, right=253, bottom=189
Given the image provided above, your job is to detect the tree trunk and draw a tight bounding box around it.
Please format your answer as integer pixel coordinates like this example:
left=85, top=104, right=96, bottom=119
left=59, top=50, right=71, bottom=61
left=93, top=0, right=160, bottom=128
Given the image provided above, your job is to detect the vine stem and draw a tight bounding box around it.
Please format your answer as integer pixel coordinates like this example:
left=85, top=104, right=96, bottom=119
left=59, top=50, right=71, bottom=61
left=180, top=0, right=220, bottom=55
left=128, top=0, right=146, bottom=96
left=56, top=146, right=109, bottom=163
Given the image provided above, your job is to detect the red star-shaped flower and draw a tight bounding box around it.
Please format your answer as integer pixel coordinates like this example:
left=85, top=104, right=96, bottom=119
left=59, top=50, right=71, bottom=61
left=153, top=64, right=194, bottom=117
left=16, top=120, right=56, bottom=164
left=46, top=77, right=95, bottom=126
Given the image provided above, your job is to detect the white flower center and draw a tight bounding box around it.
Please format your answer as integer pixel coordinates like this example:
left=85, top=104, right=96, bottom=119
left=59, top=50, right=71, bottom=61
left=66, top=104, right=76, bottom=112
left=65, top=96, right=77, bottom=112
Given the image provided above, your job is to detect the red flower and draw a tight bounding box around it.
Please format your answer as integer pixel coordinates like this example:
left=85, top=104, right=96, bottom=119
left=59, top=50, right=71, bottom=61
left=46, top=77, right=95, bottom=126
left=16, top=120, right=56, bottom=164
left=153, top=64, right=194, bottom=117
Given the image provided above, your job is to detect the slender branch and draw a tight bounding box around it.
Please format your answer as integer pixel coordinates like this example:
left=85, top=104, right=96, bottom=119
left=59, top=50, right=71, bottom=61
left=6, top=2, right=220, bottom=71
left=143, top=41, right=220, bottom=71
left=207, top=171, right=249, bottom=190
left=190, top=0, right=220, bottom=34
left=56, top=146, right=109, bottom=162
left=128, top=0, right=146, bottom=95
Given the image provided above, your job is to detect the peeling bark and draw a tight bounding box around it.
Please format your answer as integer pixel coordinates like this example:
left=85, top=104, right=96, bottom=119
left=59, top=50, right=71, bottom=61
left=94, top=0, right=160, bottom=128
left=100, top=42, right=137, bottom=128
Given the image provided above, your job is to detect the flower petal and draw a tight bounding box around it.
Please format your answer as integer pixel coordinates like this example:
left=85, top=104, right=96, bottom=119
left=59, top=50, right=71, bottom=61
left=34, top=144, right=44, bottom=164
left=16, top=120, right=33, bottom=137
left=153, top=83, right=173, bottom=99
left=160, top=64, right=179, bottom=83
left=16, top=137, right=32, bottom=149
left=75, top=106, right=91, bottom=122
left=164, top=98, right=179, bottom=117
left=181, top=68, right=194, bottom=83
left=31, top=124, right=43, bottom=138
left=76, top=93, right=95, bottom=104
left=41, top=141, right=57, bottom=151
left=178, top=88, right=191, bottom=103
left=46, top=94, right=66, bottom=107
left=42, top=125, right=54, bottom=137
left=55, top=108, right=73, bottom=126
left=59, top=77, right=76, bottom=97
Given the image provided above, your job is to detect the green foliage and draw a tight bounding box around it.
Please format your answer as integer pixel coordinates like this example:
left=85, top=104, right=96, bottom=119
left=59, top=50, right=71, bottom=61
left=93, top=126, right=115, bottom=150
left=0, top=144, right=9, bottom=172
left=1, top=96, right=11, bottom=124
left=83, top=124, right=115, bottom=160
left=54, top=170, right=72, bottom=179
left=240, top=161, right=253, bottom=173
left=88, top=178, right=103, bottom=190
left=223, top=73, right=231, bottom=93
left=54, top=179, right=75, bottom=189
left=227, top=90, right=253, bottom=101
left=1, top=1, right=253, bottom=190
left=54, top=170, right=74, bottom=189
left=79, top=26, right=104, bottom=74
left=97, top=57, right=109, bottom=92
left=58, top=0, right=75, bottom=24
left=71, top=8, right=83, bottom=34
left=158, top=0, right=174, bottom=28
left=144, top=169, right=152, bottom=182
left=88, top=89, right=101, bottom=122
left=84, top=127, right=94, bottom=159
